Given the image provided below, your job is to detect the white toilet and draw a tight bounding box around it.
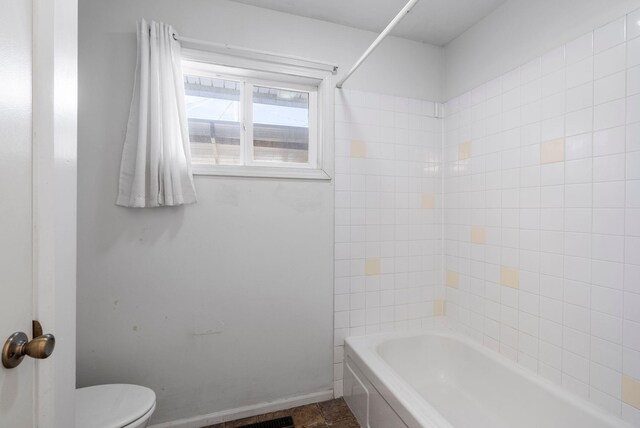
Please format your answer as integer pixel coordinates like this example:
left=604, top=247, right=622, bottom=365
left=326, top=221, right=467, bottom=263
left=76, top=384, right=156, bottom=428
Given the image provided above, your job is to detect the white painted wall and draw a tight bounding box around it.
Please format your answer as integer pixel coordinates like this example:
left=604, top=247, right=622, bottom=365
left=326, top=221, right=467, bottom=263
left=76, top=0, right=443, bottom=425
left=444, top=0, right=640, bottom=100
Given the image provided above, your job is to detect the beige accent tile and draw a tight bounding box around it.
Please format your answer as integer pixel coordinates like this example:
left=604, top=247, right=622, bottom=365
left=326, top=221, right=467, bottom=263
left=350, top=140, right=366, bottom=158
left=540, top=138, right=565, bottom=164
left=365, top=258, right=381, bottom=276
left=471, top=226, right=486, bottom=244
left=421, top=193, right=435, bottom=209
left=458, top=142, right=472, bottom=160
left=433, top=300, right=445, bottom=316
left=623, top=375, right=640, bottom=410
left=500, top=266, right=520, bottom=289
left=446, top=271, right=459, bottom=288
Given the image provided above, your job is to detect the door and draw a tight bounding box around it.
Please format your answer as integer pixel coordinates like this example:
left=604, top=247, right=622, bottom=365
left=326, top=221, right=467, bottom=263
left=0, top=0, right=77, bottom=426
left=0, top=0, right=36, bottom=426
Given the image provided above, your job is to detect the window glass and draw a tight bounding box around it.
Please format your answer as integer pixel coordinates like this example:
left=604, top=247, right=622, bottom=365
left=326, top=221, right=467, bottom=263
left=184, top=75, right=242, bottom=165
left=252, top=86, right=309, bottom=164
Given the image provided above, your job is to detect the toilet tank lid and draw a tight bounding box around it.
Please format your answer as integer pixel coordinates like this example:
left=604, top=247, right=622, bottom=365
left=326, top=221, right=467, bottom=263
left=76, top=384, right=156, bottom=428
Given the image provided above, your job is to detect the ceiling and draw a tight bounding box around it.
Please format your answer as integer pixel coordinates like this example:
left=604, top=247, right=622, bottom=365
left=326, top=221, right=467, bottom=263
left=228, top=0, right=506, bottom=46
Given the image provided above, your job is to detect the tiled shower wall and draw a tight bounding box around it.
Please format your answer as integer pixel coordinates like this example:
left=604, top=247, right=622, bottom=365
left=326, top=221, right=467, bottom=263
left=443, top=10, right=640, bottom=424
left=333, top=89, right=444, bottom=395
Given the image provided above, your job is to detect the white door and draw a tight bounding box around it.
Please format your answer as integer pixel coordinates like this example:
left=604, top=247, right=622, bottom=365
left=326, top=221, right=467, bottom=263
left=0, top=0, right=77, bottom=426
left=0, top=0, right=37, bottom=426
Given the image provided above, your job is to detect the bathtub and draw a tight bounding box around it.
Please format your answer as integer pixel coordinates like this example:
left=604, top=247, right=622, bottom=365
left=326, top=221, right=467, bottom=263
left=343, top=330, right=634, bottom=428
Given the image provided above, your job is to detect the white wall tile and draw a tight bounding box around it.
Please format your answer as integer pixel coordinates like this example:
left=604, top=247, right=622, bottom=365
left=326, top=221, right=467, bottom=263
left=624, top=346, right=640, bottom=378
left=627, top=123, right=640, bottom=152
left=624, top=292, right=640, bottom=323
left=594, top=72, right=626, bottom=105
left=591, top=286, right=624, bottom=316
left=593, top=208, right=625, bottom=235
left=626, top=236, right=640, bottom=265
left=592, top=260, right=624, bottom=290
left=565, top=159, right=592, bottom=184
left=566, top=82, right=594, bottom=112
left=594, top=45, right=626, bottom=80
left=594, top=18, right=626, bottom=54
left=627, top=151, right=640, bottom=179
left=335, top=90, right=442, bottom=390
left=590, top=362, right=622, bottom=398
left=566, top=108, right=593, bottom=136
left=594, top=99, right=626, bottom=131
left=594, top=126, right=626, bottom=156
left=628, top=8, right=640, bottom=40
left=624, top=319, right=640, bottom=351
left=626, top=264, right=640, bottom=295
left=628, top=94, right=640, bottom=124
left=566, top=57, right=593, bottom=89
left=566, top=32, right=594, bottom=64
left=565, top=208, right=591, bottom=233
left=594, top=181, right=625, bottom=207
left=440, top=11, right=638, bottom=417
left=628, top=180, right=640, bottom=207
left=592, top=336, right=623, bottom=371
left=590, top=387, right=622, bottom=415
left=626, top=209, right=640, bottom=236
left=592, top=311, right=623, bottom=344
left=565, top=134, right=593, bottom=160
left=628, top=66, right=640, bottom=96
left=628, top=37, right=640, bottom=68
left=564, top=326, right=590, bottom=357
left=594, top=154, right=626, bottom=182
left=563, top=349, right=590, bottom=381
left=566, top=183, right=592, bottom=207
left=592, top=234, right=624, bottom=263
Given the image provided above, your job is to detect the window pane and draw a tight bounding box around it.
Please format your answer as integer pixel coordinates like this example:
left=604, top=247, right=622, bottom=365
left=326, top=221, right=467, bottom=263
left=252, top=86, right=309, bottom=164
left=184, top=75, right=242, bottom=165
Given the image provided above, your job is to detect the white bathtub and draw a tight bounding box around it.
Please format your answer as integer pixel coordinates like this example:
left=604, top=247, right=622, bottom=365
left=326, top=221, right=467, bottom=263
left=343, top=330, right=635, bottom=428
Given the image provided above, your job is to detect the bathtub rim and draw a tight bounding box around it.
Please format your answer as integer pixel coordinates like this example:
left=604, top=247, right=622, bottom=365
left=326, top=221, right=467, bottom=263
left=344, top=328, right=635, bottom=428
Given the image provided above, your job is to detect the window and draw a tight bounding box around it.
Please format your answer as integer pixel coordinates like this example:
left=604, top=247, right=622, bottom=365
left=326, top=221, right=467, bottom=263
left=182, top=54, right=330, bottom=180
left=184, top=76, right=242, bottom=165
left=252, top=86, right=311, bottom=164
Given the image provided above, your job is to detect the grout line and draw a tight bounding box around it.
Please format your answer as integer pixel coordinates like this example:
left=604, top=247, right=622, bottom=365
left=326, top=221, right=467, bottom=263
left=441, top=103, right=446, bottom=321
left=583, top=32, right=596, bottom=397
left=621, top=16, right=629, bottom=384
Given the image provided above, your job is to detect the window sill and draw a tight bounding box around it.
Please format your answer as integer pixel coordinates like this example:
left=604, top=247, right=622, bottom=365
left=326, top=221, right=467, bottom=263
left=192, top=165, right=332, bottom=181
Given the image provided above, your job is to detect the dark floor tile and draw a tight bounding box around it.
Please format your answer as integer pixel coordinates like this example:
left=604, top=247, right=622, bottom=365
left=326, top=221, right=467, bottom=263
left=225, top=414, right=264, bottom=428
left=290, top=404, right=325, bottom=427
left=317, top=399, right=353, bottom=423
left=255, top=409, right=291, bottom=423
left=327, top=419, right=360, bottom=428
left=205, top=399, right=359, bottom=428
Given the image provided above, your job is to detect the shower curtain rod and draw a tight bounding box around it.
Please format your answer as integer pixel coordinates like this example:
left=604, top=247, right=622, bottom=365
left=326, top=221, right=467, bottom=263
left=336, top=0, right=420, bottom=89
left=173, top=34, right=339, bottom=74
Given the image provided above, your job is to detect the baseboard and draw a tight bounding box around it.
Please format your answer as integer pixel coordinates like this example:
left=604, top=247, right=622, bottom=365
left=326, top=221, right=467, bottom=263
left=149, top=390, right=334, bottom=428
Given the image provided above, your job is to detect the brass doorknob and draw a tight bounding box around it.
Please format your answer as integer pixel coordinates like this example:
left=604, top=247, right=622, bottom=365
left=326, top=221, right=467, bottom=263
left=24, top=334, right=55, bottom=358
left=2, top=329, right=55, bottom=369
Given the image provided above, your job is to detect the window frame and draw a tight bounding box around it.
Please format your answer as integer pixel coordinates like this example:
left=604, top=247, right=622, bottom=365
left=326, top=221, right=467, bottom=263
left=181, top=49, right=333, bottom=181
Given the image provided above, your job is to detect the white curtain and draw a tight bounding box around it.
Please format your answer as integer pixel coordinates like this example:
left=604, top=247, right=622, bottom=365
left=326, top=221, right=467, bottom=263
left=117, top=19, right=197, bottom=208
